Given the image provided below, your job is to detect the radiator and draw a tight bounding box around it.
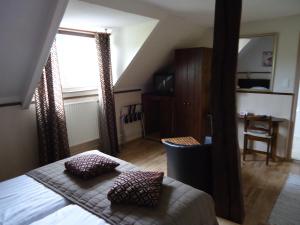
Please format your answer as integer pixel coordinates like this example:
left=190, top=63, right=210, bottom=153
left=64, top=100, right=99, bottom=147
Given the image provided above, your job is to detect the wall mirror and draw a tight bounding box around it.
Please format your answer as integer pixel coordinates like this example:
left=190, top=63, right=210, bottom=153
left=236, top=33, right=278, bottom=92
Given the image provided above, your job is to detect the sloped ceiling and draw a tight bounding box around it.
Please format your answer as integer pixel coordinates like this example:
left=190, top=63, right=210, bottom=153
left=61, top=0, right=154, bottom=30
left=0, top=0, right=68, bottom=107
left=60, top=0, right=159, bottom=84
left=110, top=20, right=159, bottom=84
left=83, top=0, right=207, bottom=91
left=1, top=0, right=300, bottom=106
left=83, top=0, right=300, bottom=91
left=138, top=0, right=300, bottom=26
left=238, top=38, right=251, bottom=53
left=114, top=17, right=206, bottom=91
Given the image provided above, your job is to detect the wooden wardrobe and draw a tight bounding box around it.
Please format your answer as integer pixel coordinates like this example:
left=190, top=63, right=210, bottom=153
left=174, top=47, right=212, bottom=142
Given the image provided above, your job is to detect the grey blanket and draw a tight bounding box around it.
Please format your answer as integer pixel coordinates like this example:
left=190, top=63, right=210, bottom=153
left=27, top=150, right=218, bottom=225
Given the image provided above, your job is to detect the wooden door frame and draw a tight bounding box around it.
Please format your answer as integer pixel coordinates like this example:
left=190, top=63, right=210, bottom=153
left=287, top=33, right=300, bottom=160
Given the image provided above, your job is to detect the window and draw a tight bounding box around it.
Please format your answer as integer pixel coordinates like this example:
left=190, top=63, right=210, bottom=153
left=56, top=33, right=99, bottom=92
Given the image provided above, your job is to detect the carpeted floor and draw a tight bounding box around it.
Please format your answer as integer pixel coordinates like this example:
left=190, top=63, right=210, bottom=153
left=268, top=174, right=300, bottom=225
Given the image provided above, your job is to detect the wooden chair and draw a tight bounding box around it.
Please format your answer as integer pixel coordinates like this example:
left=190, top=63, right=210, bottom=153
left=243, top=115, right=273, bottom=165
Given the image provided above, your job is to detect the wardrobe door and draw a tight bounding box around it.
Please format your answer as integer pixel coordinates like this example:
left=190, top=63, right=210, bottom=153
left=200, top=49, right=213, bottom=139
left=174, top=50, right=188, bottom=136
left=185, top=49, right=196, bottom=137
left=159, top=96, right=175, bottom=138
left=187, top=49, right=202, bottom=141
left=174, top=48, right=212, bottom=141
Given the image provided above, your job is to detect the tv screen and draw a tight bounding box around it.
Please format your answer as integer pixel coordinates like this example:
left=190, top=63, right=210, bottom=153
left=154, top=74, right=174, bottom=94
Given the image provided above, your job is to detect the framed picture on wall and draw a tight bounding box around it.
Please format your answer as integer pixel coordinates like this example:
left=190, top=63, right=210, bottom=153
left=262, top=51, right=273, bottom=67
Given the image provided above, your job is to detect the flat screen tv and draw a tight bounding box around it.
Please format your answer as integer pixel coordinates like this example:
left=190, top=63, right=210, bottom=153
left=154, top=73, right=174, bottom=95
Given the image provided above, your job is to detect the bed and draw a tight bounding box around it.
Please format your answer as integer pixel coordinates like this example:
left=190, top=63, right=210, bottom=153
left=0, top=175, right=69, bottom=225
left=0, top=150, right=218, bottom=225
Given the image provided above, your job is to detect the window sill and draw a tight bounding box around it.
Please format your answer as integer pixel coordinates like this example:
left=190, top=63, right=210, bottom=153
left=63, top=89, right=98, bottom=100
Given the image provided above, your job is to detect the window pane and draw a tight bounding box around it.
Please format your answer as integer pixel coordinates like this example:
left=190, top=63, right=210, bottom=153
left=56, top=34, right=99, bottom=91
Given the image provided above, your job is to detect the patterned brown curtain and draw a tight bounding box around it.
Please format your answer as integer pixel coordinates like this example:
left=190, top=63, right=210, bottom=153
left=95, top=33, right=119, bottom=156
left=35, top=40, right=70, bottom=165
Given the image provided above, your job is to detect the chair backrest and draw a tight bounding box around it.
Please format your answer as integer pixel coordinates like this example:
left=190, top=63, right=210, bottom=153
left=162, top=140, right=212, bottom=194
left=244, top=115, right=273, bottom=135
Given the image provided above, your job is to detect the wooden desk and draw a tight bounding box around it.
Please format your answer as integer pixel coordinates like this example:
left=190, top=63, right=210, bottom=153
left=237, top=114, right=287, bottom=159
left=237, top=114, right=286, bottom=123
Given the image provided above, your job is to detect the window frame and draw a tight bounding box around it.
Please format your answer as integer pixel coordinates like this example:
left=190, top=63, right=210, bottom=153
left=57, top=29, right=99, bottom=96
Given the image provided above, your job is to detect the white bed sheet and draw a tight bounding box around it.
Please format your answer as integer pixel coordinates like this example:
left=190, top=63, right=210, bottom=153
left=30, top=205, right=110, bottom=225
left=0, top=175, right=70, bottom=225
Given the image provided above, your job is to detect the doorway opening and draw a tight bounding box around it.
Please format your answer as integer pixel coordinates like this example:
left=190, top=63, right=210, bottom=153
left=292, top=36, right=300, bottom=160
left=292, top=94, right=300, bottom=160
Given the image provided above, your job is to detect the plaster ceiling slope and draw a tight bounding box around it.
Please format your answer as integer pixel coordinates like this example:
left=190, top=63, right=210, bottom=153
left=82, top=0, right=207, bottom=91
left=0, top=0, right=68, bottom=106
left=83, top=0, right=300, bottom=91
left=61, top=0, right=158, bottom=85
left=138, top=0, right=300, bottom=26
left=82, top=0, right=170, bottom=20
left=61, top=0, right=154, bottom=31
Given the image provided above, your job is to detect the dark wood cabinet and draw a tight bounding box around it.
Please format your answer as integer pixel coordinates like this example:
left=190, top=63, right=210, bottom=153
left=174, top=48, right=212, bottom=142
left=142, top=94, right=174, bottom=138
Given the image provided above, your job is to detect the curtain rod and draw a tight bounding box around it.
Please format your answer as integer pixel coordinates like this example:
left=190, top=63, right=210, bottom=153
left=58, top=27, right=111, bottom=37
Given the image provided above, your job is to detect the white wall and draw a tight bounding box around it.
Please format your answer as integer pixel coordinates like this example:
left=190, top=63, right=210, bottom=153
left=114, top=91, right=142, bottom=144
left=111, top=20, right=158, bottom=84
left=0, top=105, right=39, bottom=181
left=114, top=15, right=206, bottom=91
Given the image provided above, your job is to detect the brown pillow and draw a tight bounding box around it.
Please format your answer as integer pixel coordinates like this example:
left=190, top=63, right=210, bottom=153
left=65, top=154, right=119, bottom=179
left=107, top=171, right=164, bottom=207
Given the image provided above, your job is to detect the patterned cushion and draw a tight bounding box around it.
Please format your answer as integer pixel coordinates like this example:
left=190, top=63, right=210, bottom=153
left=107, top=171, right=164, bottom=207
left=65, top=154, right=119, bottom=179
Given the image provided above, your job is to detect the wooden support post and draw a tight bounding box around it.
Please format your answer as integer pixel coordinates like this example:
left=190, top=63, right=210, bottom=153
left=211, top=0, right=245, bottom=223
